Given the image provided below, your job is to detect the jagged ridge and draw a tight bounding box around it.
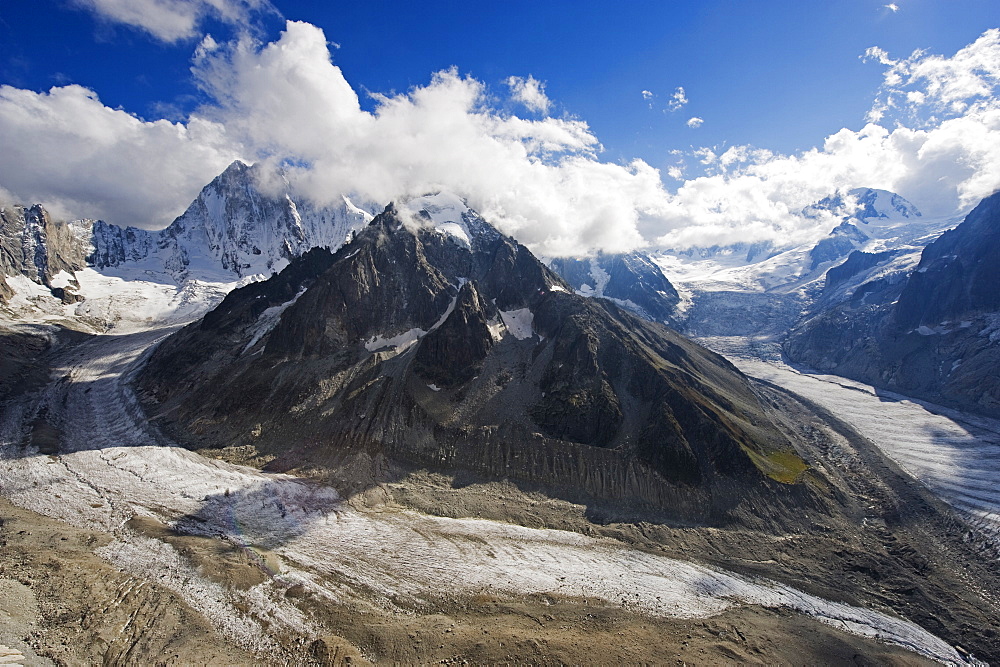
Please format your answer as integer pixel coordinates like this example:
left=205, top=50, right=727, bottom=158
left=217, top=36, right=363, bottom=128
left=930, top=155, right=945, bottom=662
left=138, top=201, right=821, bottom=525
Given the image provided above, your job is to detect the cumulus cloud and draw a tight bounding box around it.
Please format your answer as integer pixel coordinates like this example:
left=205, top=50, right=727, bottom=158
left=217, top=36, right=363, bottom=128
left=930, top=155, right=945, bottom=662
left=0, top=84, right=239, bottom=225
left=641, top=90, right=654, bottom=100
left=866, top=28, right=1000, bottom=124
left=72, top=0, right=275, bottom=43
left=4, top=21, right=1000, bottom=256
left=884, top=3, right=900, bottom=12
left=667, top=86, right=688, bottom=111
left=648, top=29, right=1000, bottom=249
left=506, top=75, right=551, bottom=114
left=686, top=116, right=704, bottom=128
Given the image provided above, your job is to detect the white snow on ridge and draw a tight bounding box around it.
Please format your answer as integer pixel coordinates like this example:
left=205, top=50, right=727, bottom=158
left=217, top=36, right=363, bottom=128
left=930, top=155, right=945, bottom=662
left=365, top=282, right=465, bottom=352
left=242, top=288, right=307, bottom=355
left=401, top=192, right=475, bottom=247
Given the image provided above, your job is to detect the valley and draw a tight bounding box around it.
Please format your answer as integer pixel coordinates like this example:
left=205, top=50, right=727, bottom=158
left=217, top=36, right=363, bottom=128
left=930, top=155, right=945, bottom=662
left=1, top=306, right=999, bottom=663
left=2, top=174, right=1000, bottom=665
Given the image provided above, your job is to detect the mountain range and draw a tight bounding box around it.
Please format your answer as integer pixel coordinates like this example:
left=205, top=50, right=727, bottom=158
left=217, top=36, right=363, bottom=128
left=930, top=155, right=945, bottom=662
left=786, top=190, right=1000, bottom=416
left=3, top=163, right=1000, bottom=663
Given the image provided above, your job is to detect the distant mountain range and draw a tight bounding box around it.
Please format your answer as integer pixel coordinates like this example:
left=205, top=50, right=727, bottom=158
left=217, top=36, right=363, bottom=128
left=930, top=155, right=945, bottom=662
left=786, top=190, right=1000, bottom=416
left=0, top=161, right=374, bottom=326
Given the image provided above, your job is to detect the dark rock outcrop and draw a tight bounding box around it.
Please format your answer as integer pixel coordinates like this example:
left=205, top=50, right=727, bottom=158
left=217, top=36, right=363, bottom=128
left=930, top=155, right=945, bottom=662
left=547, top=252, right=680, bottom=324
left=808, top=221, right=869, bottom=271
left=823, top=250, right=896, bottom=292
left=139, top=203, right=818, bottom=524
left=0, top=204, right=89, bottom=287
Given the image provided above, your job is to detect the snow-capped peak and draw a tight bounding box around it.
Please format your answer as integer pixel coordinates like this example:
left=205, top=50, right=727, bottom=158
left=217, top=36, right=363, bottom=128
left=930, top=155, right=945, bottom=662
left=846, top=188, right=922, bottom=223
left=805, top=188, right=922, bottom=225
left=400, top=192, right=492, bottom=248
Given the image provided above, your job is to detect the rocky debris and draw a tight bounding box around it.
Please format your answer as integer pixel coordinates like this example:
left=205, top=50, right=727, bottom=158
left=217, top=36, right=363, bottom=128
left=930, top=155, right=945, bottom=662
left=0, top=274, right=11, bottom=304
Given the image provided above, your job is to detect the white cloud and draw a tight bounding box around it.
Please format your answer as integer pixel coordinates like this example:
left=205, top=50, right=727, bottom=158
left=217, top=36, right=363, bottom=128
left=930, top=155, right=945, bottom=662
left=4, top=22, right=1000, bottom=257
left=641, top=90, right=654, bottom=100
left=686, top=116, right=704, bottom=128
left=867, top=28, right=1000, bottom=124
left=885, top=3, right=900, bottom=12
left=190, top=22, right=652, bottom=255
left=667, top=86, right=688, bottom=111
left=0, top=84, right=239, bottom=225
left=505, top=75, right=551, bottom=114
left=72, top=0, right=275, bottom=43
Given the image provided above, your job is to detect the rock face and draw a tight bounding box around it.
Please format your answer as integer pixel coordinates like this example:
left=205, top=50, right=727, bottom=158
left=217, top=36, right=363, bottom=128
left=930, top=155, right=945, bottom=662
left=547, top=252, right=680, bottom=325
left=0, top=203, right=91, bottom=302
left=785, top=191, right=1000, bottom=417
left=155, top=161, right=374, bottom=279
left=0, top=161, right=376, bottom=308
left=0, top=204, right=88, bottom=285
left=139, top=198, right=817, bottom=524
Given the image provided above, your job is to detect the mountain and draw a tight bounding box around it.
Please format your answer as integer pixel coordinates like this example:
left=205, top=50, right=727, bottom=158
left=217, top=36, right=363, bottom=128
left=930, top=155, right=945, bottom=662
left=137, top=195, right=822, bottom=523
left=633, top=188, right=958, bottom=347
left=784, top=190, right=1000, bottom=417
left=0, top=161, right=375, bottom=325
left=0, top=203, right=90, bottom=304
left=546, top=252, right=680, bottom=325
left=153, top=161, right=374, bottom=279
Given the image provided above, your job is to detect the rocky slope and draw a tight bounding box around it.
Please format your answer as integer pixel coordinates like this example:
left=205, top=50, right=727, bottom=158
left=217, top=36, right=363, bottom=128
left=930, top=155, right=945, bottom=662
left=547, top=252, right=680, bottom=325
left=785, top=190, right=1000, bottom=417
left=138, top=196, right=823, bottom=525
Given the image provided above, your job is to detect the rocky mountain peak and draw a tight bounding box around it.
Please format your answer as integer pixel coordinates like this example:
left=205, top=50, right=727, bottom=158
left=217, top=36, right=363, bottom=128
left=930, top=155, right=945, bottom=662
left=140, top=200, right=815, bottom=522
left=805, top=187, right=922, bottom=225
left=546, top=251, right=681, bottom=325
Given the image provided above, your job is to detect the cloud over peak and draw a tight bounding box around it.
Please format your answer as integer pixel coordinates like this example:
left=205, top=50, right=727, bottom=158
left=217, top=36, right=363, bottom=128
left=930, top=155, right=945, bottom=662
left=506, top=75, right=551, bottom=114
left=3, top=22, right=1000, bottom=257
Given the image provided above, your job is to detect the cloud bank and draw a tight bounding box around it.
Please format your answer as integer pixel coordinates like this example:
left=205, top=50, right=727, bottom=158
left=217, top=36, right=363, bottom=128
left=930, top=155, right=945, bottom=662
left=2, top=20, right=1000, bottom=256
left=0, top=84, right=238, bottom=225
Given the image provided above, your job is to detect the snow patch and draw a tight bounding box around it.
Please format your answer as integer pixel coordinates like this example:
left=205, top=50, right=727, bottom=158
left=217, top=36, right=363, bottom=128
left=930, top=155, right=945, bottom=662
left=365, top=327, right=423, bottom=353
left=242, top=288, right=307, bottom=355
left=365, top=282, right=464, bottom=352
left=499, top=308, right=535, bottom=340
left=401, top=192, right=476, bottom=248
left=588, top=257, right=610, bottom=296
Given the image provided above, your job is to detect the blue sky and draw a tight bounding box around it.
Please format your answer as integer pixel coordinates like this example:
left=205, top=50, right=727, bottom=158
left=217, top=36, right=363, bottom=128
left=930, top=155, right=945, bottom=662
left=1, top=0, right=999, bottom=254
